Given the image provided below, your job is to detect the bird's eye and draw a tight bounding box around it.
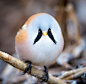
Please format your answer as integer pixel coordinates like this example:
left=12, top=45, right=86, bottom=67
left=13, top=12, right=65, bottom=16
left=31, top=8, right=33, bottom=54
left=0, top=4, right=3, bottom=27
left=33, top=29, right=42, bottom=44
left=38, top=29, right=42, bottom=33
left=48, top=28, right=51, bottom=31
left=47, top=28, right=57, bottom=44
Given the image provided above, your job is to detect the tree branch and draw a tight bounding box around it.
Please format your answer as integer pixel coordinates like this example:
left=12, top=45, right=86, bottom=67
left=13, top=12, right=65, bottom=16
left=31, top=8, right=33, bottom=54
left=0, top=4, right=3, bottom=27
left=0, top=51, right=67, bottom=84
left=58, top=67, right=86, bottom=80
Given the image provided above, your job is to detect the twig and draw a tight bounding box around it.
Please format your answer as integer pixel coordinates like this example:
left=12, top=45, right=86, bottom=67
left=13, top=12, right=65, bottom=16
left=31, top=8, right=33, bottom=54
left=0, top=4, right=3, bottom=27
left=64, top=67, right=86, bottom=80
left=58, top=68, right=81, bottom=79
left=0, top=51, right=67, bottom=84
left=58, top=67, right=86, bottom=80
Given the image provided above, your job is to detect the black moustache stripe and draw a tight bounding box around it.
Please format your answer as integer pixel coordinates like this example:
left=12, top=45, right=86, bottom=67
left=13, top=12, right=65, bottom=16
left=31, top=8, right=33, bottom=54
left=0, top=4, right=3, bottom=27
left=47, top=29, right=57, bottom=44
left=33, top=29, right=42, bottom=44
left=33, top=29, right=57, bottom=44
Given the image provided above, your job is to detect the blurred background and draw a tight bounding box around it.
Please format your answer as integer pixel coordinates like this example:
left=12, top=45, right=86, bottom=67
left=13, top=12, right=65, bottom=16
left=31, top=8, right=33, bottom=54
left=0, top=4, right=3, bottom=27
left=0, top=0, right=86, bottom=84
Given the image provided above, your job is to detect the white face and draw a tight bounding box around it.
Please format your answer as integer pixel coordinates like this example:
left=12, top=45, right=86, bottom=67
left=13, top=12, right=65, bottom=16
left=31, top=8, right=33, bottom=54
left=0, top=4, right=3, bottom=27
left=27, top=14, right=62, bottom=45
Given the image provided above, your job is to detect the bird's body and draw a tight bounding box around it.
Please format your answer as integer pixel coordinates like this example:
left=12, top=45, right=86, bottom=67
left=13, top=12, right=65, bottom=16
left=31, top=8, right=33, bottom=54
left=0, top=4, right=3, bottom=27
left=15, top=13, right=64, bottom=66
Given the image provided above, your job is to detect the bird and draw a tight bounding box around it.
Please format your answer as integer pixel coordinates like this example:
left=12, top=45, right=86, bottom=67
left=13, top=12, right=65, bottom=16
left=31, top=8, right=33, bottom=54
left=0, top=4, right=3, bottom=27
left=15, top=13, right=64, bottom=82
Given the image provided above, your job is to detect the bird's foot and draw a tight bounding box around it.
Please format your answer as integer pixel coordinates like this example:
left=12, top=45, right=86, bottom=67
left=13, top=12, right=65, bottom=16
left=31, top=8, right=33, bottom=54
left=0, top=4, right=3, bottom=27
left=23, top=61, right=32, bottom=74
left=42, top=66, right=49, bottom=82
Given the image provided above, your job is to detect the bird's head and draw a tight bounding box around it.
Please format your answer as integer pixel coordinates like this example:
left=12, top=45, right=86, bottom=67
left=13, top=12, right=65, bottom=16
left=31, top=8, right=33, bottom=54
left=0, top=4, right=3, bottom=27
left=25, top=13, right=63, bottom=46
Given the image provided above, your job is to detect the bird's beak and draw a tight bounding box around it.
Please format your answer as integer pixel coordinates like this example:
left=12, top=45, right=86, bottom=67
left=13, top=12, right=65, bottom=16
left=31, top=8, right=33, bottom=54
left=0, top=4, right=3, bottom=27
left=43, top=32, right=47, bottom=36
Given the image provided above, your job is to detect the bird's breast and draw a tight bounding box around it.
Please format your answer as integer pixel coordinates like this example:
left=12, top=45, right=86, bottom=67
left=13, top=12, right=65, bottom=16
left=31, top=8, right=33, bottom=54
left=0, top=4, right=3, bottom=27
left=16, top=35, right=63, bottom=66
left=24, top=36, right=60, bottom=65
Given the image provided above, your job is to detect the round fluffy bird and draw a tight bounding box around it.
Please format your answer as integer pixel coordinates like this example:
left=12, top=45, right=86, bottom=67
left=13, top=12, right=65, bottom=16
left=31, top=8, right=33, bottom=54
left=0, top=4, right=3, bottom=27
left=15, top=13, right=64, bottom=81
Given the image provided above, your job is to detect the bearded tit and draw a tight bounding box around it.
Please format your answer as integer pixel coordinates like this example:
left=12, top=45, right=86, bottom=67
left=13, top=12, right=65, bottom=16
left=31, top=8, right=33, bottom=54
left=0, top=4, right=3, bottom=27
left=15, top=13, right=64, bottom=81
